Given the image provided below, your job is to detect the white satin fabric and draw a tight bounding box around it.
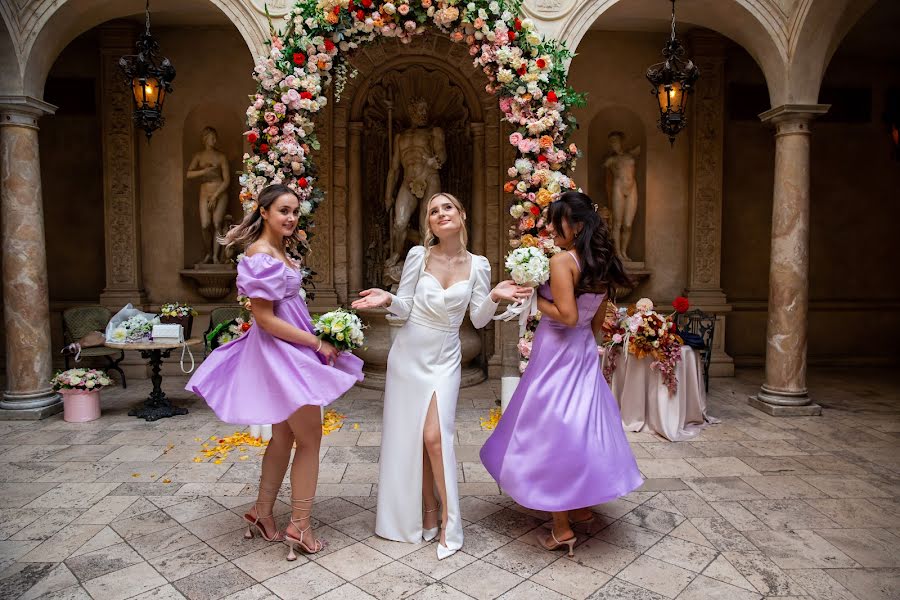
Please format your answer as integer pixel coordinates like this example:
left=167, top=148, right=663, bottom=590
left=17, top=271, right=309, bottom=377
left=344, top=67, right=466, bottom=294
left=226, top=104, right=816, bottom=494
left=376, top=246, right=499, bottom=551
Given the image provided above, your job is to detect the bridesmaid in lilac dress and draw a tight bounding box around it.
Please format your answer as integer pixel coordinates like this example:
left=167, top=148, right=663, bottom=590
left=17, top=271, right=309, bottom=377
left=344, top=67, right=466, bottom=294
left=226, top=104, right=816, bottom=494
left=187, top=184, right=363, bottom=560
left=481, top=191, right=643, bottom=556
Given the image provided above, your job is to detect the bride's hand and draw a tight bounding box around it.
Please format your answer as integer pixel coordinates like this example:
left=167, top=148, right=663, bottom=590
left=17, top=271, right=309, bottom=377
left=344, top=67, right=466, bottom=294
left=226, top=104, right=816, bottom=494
left=490, top=280, right=533, bottom=303
left=350, top=288, right=392, bottom=310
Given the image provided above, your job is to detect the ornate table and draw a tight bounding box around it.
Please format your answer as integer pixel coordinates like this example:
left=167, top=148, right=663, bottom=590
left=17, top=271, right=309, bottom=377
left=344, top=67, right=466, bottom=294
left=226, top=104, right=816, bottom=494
left=105, top=338, right=201, bottom=421
left=604, top=346, right=719, bottom=442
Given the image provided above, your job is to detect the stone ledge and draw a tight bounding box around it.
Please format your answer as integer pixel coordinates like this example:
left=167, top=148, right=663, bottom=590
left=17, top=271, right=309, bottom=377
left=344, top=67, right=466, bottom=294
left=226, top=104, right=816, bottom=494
left=0, top=400, right=63, bottom=420
left=748, top=395, right=822, bottom=416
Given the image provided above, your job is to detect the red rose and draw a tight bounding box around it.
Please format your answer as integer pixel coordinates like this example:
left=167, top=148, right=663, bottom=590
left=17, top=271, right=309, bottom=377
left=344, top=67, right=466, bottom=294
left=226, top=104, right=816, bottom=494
left=547, top=90, right=558, bottom=103
left=357, top=9, right=365, bottom=20
left=348, top=0, right=355, bottom=10
left=514, top=18, right=522, bottom=31
left=259, top=143, right=269, bottom=153
left=530, top=205, right=540, bottom=216
left=333, top=6, right=340, bottom=15
left=672, top=296, right=690, bottom=314
left=240, top=322, right=251, bottom=332
left=324, top=39, right=336, bottom=52
left=292, top=52, right=306, bottom=66
left=508, top=31, right=516, bottom=42
left=537, top=154, right=548, bottom=163
left=247, top=132, right=258, bottom=143
left=300, top=91, right=313, bottom=100
left=517, top=65, right=527, bottom=76
left=362, top=0, right=372, bottom=6
left=536, top=58, right=546, bottom=69
left=298, top=177, right=309, bottom=188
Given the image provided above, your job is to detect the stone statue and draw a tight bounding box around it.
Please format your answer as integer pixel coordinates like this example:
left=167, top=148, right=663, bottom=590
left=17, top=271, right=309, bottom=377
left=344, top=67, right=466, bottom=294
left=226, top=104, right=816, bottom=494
left=383, top=98, right=446, bottom=269
left=604, top=131, right=641, bottom=262
left=186, top=127, right=230, bottom=264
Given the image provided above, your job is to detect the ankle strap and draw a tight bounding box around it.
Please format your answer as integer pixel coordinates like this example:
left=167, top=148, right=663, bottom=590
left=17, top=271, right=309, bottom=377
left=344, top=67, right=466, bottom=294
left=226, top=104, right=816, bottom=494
left=424, top=505, right=439, bottom=513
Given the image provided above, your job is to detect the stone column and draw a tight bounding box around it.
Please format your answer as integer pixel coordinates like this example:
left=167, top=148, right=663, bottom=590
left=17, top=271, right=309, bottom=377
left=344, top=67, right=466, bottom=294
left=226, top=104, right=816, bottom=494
left=750, top=104, right=829, bottom=416
left=470, top=122, right=486, bottom=255
left=99, top=24, right=147, bottom=307
left=0, top=96, right=62, bottom=419
left=686, top=31, right=733, bottom=377
left=348, top=121, right=364, bottom=294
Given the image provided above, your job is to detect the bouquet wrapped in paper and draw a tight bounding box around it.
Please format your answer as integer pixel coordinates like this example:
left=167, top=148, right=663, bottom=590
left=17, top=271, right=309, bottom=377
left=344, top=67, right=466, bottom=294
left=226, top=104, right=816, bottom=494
left=494, top=247, right=550, bottom=336
left=313, top=309, right=365, bottom=352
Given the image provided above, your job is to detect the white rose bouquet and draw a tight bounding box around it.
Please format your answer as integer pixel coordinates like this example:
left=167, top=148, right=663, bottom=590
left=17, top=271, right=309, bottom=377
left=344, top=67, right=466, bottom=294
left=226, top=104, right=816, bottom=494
left=51, top=368, right=113, bottom=391
left=110, top=314, right=159, bottom=343
left=495, top=247, right=550, bottom=335
left=313, top=309, right=365, bottom=352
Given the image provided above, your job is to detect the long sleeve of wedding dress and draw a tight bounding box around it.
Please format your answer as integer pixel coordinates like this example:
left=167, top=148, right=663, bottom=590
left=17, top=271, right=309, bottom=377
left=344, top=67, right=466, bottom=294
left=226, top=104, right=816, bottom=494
left=385, top=246, right=424, bottom=320
left=469, top=256, right=499, bottom=329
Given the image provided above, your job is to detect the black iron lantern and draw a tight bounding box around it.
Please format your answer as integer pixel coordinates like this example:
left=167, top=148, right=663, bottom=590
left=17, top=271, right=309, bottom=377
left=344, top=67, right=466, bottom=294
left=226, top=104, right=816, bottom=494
left=646, top=0, right=699, bottom=146
left=118, top=0, right=175, bottom=140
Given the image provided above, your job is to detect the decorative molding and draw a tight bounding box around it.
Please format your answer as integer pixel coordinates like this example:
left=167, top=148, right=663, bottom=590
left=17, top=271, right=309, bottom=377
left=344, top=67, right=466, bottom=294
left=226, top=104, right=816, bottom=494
left=522, top=0, right=578, bottom=21
left=758, top=103, right=830, bottom=124
left=0, top=96, right=56, bottom=129
left=249, top=0, right=291, bottom=17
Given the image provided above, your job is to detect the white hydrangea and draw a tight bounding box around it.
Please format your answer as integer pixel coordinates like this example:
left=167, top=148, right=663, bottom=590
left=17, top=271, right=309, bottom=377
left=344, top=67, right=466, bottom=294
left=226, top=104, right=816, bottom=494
left=505, top=247, right=550, bottom=287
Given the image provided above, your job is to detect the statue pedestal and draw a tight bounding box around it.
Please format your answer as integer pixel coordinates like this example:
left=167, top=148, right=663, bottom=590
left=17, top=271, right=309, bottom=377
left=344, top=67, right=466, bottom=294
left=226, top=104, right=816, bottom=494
left=355, top=307, right=485, bottom=390
left=616, top=261, right=651, bottom=300
left=180, top=263, right=236, bottom=301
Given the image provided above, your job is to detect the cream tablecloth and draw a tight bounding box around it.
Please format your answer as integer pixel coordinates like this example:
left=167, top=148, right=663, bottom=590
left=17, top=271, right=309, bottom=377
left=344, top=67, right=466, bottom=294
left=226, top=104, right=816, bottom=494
left=605, top=345, right=718, bottom=441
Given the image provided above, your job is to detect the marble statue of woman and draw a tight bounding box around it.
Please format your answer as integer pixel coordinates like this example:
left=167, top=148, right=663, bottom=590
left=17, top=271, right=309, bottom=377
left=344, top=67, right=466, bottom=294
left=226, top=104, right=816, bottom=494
left=604, top=131, right=641, bottom=262
left=186, top=127, right=230, bottom=264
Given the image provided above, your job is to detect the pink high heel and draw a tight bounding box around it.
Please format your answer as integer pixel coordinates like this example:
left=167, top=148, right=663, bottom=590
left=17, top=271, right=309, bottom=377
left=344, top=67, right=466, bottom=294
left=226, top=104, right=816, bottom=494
left=283, top=497, right=325, bottom=560
left=537, top=530, right=577, bottom=557
left=243, top=485, right=283, bottom=542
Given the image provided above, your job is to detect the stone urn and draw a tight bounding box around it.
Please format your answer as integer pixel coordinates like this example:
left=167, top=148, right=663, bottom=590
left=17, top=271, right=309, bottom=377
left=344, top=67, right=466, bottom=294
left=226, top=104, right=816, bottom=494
left=179, top=263, right=237, bottom=300
left=354, top=307, right=485, bottom=390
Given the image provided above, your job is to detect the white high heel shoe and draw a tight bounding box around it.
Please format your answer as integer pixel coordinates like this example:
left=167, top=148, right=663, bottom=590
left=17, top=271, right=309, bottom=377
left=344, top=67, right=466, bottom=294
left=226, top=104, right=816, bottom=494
left=422, top=505, right=439, bottom=542
left=436, top=529, right=457, bottom=560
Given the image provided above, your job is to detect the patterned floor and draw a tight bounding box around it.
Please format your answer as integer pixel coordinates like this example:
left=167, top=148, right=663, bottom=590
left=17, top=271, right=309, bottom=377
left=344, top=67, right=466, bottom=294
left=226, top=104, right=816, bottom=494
left=0, top=368, right=897, bottom=600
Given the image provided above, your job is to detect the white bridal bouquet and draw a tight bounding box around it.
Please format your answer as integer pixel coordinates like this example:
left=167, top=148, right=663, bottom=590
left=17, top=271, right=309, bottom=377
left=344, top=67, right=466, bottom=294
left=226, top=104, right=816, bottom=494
left=495, top=247, right=551, bottom=335
left=313, top=309, right=366, bottom=352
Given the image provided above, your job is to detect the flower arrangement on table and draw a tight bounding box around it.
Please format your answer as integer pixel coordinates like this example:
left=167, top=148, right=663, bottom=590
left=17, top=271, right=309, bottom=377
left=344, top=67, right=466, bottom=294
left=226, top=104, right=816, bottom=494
left=313, top=309, right=366, bottom=352
left=602, top=297, right=690, bottom=395
left=51, top=368, right=114, bottom=392
left=160, top=302, right=198, bottom=319
left=109, top=314, right=159, bottom=343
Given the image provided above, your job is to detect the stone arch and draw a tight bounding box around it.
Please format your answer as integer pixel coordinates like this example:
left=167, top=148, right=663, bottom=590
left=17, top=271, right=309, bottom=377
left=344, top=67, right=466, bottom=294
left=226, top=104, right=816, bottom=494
left=556, top=0, right=790, bottom=105
left=0, top=12, right=21, bottom=95
left=20, top=0, right=267, bottom=99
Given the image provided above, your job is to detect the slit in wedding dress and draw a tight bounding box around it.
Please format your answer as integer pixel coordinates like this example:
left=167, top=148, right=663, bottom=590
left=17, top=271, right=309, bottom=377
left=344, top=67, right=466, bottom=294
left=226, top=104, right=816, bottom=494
left=422, top=392, right=448, bottom=543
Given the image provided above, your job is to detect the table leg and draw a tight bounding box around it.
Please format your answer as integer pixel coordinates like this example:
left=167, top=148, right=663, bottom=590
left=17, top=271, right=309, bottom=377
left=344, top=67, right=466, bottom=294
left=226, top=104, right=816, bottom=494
left=128, top=349, right=189, bottom=421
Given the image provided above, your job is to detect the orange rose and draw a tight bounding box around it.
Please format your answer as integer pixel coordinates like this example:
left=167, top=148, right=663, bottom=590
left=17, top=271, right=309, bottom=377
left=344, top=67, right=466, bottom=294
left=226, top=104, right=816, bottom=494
left=318, top=59, right=329, bottom=70
left=519, top=234, right=539, bottom=248
left=539, top=135, right=553, bottom=149
left=504, top=180, right=517, bottom=193
left=325, top=12, right=339, bottom=24
left=536, top=188, right=552, bottom=207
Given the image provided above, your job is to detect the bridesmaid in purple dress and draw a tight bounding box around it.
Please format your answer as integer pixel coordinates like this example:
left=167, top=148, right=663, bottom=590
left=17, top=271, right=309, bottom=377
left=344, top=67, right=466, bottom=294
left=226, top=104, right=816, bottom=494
left=187, top=184, right=363, bottom=560
left=481, top=191, right=643, bottom=556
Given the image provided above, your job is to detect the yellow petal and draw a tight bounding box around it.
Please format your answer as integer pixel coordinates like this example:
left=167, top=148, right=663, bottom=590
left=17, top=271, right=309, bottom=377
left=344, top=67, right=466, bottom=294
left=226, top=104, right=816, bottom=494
left=162, top=478, right=172, bottom=484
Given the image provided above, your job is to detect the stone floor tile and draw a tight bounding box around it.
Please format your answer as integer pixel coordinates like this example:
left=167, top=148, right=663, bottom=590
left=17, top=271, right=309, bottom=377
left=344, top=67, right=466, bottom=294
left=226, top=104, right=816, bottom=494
left=315, top=484, right=373, bottom=497
left=117, top=498, right=166, bottom=522
left=805, top=498, right=900, bottom=528
left=442, top=561, right=522, bottom=600
left=65, top=541, right=144, bottom=581
left=36, top=462, right=117, bottom=483
left=786, top=568, right=862, bottom=600
left=231, top=544, right=305, bottom=582
left=737, top=440, right=808, bottom=457
left=361, top=535, right=426, bottom=560
left=330, top=510, right=376, bottom=542
left=73, top=496, right=139, bottom=525
left=739, top=499, right=839, bottom=529
left=173, top=562, right=257, bottom=600
left=616, top=555, right=696, bottom=599
left=826, top=568, right=900, bottom=600
left=322, top=447, right=381, bottom=464
left=587, top=577, right=667, bottom=599
left=594, top=521, right=664, bottom=554
left=400, top=544, right=476, bottom=580
left=660, top=491, right=717, bottom=518
left=181, top=510, right=246, bottom=540
left=111, top=510, right=180, bottom=540
left=701, top=554, right=757, bottom=592
left=644, top=535, right=718, bottom=573
left=205, top=530, right=271, bottom=561
left=668, top=521, right=716, bottom=549
left=688, top=441, right=758, bottom=458
left=800, top=475, right=892, bottom=499
left=100, top=446, right=166, bottom=463
left=569, top=537, right=639, bottom=575
left=475, top=509, right=543, bottom=539
left=11, top=508, right=84, bottom=542
left=82, top=562, right=168, bottom=600
left=737, top=456, right=816, bottom=476
left=721, top=551, right=807, bottom=596
left=353, top=561, right=435, bottom=599
left=812, top=528, right=900, bottom=568
left=635, top=479, right=691, bottom=492
left=149, top=541, right=227, bottom=582
left=621, top=505, right=685, bottom=534
left=674, top=574, right=761, bottom=600
left=482, top=539, right=559, bottom=578
left=162, top=498, right=227, bottom=524
left=684, top=458, right=761, bottom=478
left=25, top=483, right=119, bottom=510
left=740, top=475, right=826, bottom=499
left=593, top=498, right=639, bottom=519
left=682, top=478, right=764, bottom=502
left=641, top=442, right=707, bottom=459
left=458, top=497, right=503, bottom=523
left=16, top=563, right=79, bottom=600
left=707, top=502, right=767, bottom=531
left=315, top=541, right=392, bottom=581
left=637, top=459, right=704, bottom=479
left=407, top=582, right=473, bottom=600
left=69, top=526, right=124, bottom=558
left=313, top=498, right=368, bottom=525
left=19, top=524, right=104, bottom=563
left=531, top=556, right=611, bottom=600
left=131, top=584, right=188, bottom=599
left=314, top=582, right=378, bottom=600
left=689, top=518, right=758, bottom=553
left=496, top=580, right=569, bottom=600
left=459, top=523, right=514, bottom=558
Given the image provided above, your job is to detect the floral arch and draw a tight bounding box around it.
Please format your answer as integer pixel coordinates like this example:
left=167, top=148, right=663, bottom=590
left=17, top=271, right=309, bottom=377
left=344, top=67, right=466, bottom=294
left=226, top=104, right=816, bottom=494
left=240, top=0, right=582, bottom=258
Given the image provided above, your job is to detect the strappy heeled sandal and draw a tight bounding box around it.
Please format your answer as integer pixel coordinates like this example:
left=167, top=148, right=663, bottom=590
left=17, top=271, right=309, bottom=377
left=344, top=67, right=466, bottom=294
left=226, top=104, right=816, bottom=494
left=423, top=504, right=440, bottom=542
left=243, top=485, right=283, bottom=542
left=283, top=497, right=326, bottom=560
left=537, top=529, right=577, bottom=557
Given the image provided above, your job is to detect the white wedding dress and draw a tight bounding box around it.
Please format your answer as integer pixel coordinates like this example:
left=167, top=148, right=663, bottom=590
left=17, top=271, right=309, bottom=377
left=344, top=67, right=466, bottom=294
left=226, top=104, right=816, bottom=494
left=376, top=245, right=499, bottom=551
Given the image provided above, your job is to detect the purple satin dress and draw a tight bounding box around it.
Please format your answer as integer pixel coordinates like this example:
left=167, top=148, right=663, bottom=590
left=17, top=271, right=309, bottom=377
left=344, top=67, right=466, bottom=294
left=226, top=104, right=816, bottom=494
left=480, top=264, right=643, bottom=511
left=186, top=253, right=364, bottom=424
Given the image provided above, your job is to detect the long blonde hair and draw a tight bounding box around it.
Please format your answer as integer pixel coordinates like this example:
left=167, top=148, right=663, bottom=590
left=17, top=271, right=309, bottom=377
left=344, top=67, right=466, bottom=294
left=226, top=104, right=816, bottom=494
left=422, top=192, right=468, bottom=265
left=220, top=184, right=305, bottom=255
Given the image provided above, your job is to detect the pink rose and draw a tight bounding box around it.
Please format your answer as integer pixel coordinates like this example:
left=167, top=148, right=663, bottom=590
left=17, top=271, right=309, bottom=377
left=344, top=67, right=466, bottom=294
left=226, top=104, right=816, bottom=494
left=264, top=112, right=277, bottom=125
left=517, top=139, right=532, bottom=153
left=507, top=167, right=518, bottom=177
left=404, top=20, right=416, bottom=31
left=398, top=3, right=410, bottom=15
left=421, top=0, right=432, bottom=7
left=509, top=132, right=523, bottom=146
left=274, top=102, right=286, bottom=114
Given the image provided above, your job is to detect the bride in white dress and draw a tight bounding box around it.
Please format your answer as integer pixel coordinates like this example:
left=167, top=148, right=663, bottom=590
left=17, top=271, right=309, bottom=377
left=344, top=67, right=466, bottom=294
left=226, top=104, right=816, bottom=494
left=352, top=193, right=530, bottom=559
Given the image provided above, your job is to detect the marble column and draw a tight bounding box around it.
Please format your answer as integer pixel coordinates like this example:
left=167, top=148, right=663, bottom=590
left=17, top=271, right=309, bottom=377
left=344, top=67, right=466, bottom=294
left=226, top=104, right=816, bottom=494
left=0, top=96, right=62, bottom=419
left=99, top=24, right=147, bottom=308
left=686, top=32, right=733, bottom=377
left=470, top=122, right=486, bottom=256
left=348, top=121, right=364, bottom=294
left=749, top=104, right=829, bottom=416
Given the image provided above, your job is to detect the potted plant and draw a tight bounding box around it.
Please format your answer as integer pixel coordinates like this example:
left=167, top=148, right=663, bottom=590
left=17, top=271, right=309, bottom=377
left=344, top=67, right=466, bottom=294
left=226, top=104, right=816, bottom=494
left=160, top=302, right=198, bottom=338
left=51, top=368, right=114, bottom=422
